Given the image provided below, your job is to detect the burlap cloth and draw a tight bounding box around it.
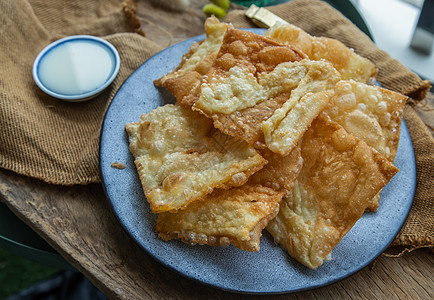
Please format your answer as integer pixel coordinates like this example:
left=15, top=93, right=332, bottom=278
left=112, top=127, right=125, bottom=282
left=0, top=0, right=432, bottom=249
left=0, top=0, right=162, bottom=185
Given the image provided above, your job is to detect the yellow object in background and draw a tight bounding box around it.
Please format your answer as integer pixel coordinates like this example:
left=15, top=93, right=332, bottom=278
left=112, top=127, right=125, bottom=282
left=210, top=0, right=230, bottom=10
left=203, top=0, right=230, bottom=19
left=203, top=3, right=227, bottom=19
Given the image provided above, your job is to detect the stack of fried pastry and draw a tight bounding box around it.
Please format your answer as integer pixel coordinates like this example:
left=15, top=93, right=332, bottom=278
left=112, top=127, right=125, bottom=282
left=126, top=17, right=407, bottom=269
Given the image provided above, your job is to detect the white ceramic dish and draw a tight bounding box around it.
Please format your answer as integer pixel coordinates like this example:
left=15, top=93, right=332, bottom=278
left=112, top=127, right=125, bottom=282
left=32, top=35, right=120, bottom=102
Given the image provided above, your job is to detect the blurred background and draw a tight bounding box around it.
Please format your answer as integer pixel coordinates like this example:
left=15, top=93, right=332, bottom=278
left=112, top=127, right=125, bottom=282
left=351, top=0, right=434, bottom=84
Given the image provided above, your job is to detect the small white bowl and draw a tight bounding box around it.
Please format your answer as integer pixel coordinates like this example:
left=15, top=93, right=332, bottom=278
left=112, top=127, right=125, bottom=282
left=33, top=35, right=120, bottom=102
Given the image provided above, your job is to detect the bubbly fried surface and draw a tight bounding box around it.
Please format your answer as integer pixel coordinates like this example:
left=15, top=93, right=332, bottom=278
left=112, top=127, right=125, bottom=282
left=191, top=27, right=340, bottom=153
left=322, top=80, right=407, bottom=211
left=323, top=80, right=407, bottom=163
left=266, top=115, right=399, bottom=269
left=154, top=16, right=232, bottom=107
left=249, top=146, right=303, bottom=193
left=211, top=60, right=340, bottom=151
left=265, top=22, right=377, bottom=82
left=262, top=67, right=340, bottom=156
left=125, top=104, right=266, bottom=213
left=211, top=93, right=289, bottom=148
left=155, top=144, right=303, bottom=252
left=156, top=184, right=284, bottom=252
left=132, top=19, right=407, bottom=263
left=194, top=28, right=307, bottom=115
left=207, top=60, right=340, bottom=152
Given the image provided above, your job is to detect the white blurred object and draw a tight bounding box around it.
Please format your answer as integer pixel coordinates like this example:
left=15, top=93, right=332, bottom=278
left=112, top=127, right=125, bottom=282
left=352, top=0, right=434, bottom=81
left=149, top=0, right=190, bottom=11
left=411, top=27, right=434, bottom=54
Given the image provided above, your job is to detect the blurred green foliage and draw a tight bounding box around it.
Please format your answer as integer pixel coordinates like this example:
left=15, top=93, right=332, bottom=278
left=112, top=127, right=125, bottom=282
left=0, top=247, right=59, bottom=299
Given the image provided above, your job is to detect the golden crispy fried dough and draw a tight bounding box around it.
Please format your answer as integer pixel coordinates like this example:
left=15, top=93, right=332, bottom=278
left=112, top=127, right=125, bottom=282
left=192, top=28, right=339, bottom=153
left=248, top=146, right=303, bottom=193
left=322, top=80, right=407, bottom=211
left=154, top=16, right=232, bottom=107
left=265, top=22, right=377, bottom=82
left=323, top=80, right=407, bottom=163
left=155, top=144, right=303, bottom=252
left=266, top=115, right=399, bottom=269
left=209, top=60, right=340, bottom=151
left=125, top=104, right=266, bottom=213
left=211, top=93, right=289, bottom=149
left=156, top=184, right=284, bottom=252
left=194, top=28, right=306, bottom=115
left=262, top=72, right=339, bottom=156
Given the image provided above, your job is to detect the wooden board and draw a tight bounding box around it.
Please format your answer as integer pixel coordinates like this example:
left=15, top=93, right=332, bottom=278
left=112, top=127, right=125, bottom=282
left=0, top=168, right=432, bottom=299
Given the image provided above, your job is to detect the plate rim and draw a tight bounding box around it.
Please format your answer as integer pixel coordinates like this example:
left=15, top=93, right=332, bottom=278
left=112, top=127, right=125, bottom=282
left=99, top=30, right=416, bottom=294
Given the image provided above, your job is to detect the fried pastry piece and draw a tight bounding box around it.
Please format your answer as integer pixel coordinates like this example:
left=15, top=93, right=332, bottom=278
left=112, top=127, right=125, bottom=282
left=156, top=184, right=284, bottom=252
left=194, top=28, right=307, bottom=115
left=323, top=80, right=407, bottom=163
left=192, top=28, right=340, bottom=153
left=156, top=145, right=303, bottom=251
left=125, top=104, right=266, bottom=213
left=154, top=16, right=232, bottom=107
left=264, top=22, right=377, bottom=82
left=322, top=80, right=407, bottom=211
left=266, top=115, right=399, bottom=269
left=248, top=146, right=303, bottom=193
left=262, top=82, right=338, bottom=156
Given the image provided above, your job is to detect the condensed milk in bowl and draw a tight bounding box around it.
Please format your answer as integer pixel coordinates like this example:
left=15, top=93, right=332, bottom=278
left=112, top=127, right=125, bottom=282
left=33, top=35, right=120, bottom=102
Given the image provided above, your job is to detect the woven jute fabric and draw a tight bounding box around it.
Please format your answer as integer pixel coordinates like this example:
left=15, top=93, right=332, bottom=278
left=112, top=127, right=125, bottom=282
left=0, top=0, right=162, bottom=185
left=397, top=105, right=434, bottom=248
left=225, top=0, right=433, bottom=249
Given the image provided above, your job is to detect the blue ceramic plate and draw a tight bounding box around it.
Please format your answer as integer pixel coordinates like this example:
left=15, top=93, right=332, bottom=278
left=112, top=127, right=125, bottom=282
left=100, top=29, right=416, bottom=294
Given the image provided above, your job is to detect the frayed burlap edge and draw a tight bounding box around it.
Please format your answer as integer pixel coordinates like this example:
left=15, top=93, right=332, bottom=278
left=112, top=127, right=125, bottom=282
left=122, top=0, right=145, bottom=36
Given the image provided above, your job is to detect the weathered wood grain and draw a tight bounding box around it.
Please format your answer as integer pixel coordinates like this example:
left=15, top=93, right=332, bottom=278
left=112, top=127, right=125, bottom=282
left=0, top=159, right=432, bottom=299
left=0, top=154, right=434, bottom=299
